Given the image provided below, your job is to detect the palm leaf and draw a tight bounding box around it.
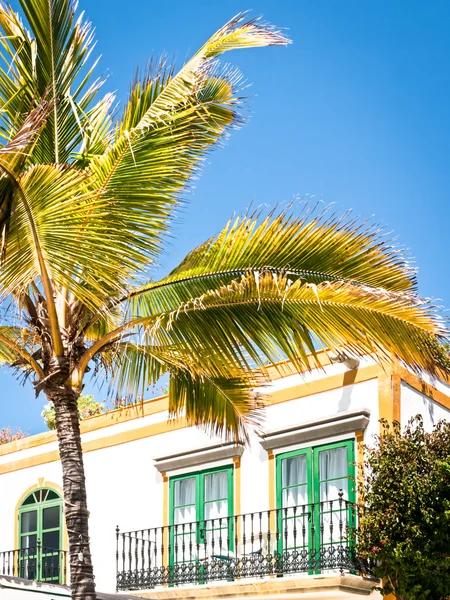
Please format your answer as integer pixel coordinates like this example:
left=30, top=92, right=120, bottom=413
left=0, top=164, right=115, bottom=309
left=0, top=0, right=100, bottom=163
left=124, top=272, right=445, bottom=377
left=118, top=204, right=418, bottom=322
left=0, top=325, right=42, bottom=374
left=82, top=16, right=290, bottom=289
left=169, top=370, right=263, bottom=443
left=0, top=96, right=51, bottom=258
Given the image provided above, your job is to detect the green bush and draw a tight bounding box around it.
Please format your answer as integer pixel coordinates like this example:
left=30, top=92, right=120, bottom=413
left=358, top=417, right=450, bottom=600
left=42, top=395, right=105, bottom=430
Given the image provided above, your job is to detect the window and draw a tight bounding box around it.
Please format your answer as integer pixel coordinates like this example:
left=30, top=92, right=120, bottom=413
left=276, top=440, right=355, bottom=567
left=169, top=466, right=234, bottom=568
left=18, top=488, right=63, bottom=583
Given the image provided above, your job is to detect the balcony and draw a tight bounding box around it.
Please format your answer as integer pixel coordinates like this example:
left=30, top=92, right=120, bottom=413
left=0, top=545, right=67, bottom=585
left=116, top=497, right=373, bottom=592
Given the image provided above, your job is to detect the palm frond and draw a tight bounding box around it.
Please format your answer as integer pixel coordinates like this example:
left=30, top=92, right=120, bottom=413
left=126, top=272, right=446, bottom=378
left=83, top=16, right=290, bottom=287
left=0, top=325, right=42, bottom=375
left=120, top=204, right=417, bottom=321
left=73, top=92, right=115, bottom=166
left=0, top=0, right=100, bottom=163
left=0, top=325, right=25, bottom=364
left=0, top=96, right=51, bottom=258
left=0, top=164, right=125, bottom=310
left=169, top=370, right=263, bottom=443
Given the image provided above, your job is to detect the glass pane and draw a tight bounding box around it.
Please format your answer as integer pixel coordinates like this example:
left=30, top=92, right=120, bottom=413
left=320, top=479, right=349, bottom=502
left=174, top=505, right=196, bottom=525
left=20, top=534, right=37, bottom=551
left=22, top=494, right=35, bottom=506
left=205, top=529, right=229, bottom=556
left=46, top=490, right=59, bottom=500
left=174, top=478, right=195, bottom=508
left=34, top=491, right=41, bottom=502
left=205, top=471, right=228, bottom=501
left=282, top=484, right=308, bottom=508
left=43, top=506, right=60, bottom=530
left=42, top=554, right=60, bottom=580
left=319, top=447, right=347, bottom=481
left=320, top=511, right=348, bottom=544
left=282, top=516, right=309, bottom=549
left=21, top=511, right=37, bottom=533
left=282, top=454, right=307, bottom=488
left=174, top=533, right=197, bottom=563
left=205, top=499, right=228, bottom=521
left=43, top=530, right=59, bottom=551
left=19, top=558, right=36, bottom=580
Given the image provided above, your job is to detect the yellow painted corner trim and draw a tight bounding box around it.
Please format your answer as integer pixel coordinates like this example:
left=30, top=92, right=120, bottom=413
left=233, top=456, right=241, bottom=516
left=14, top=480, right=68, bottom=554
left=162, top=472, right=169, bottom=527
left=377, top=366, right=394, bottom=428
left=267, top=450, right=275, bottom=511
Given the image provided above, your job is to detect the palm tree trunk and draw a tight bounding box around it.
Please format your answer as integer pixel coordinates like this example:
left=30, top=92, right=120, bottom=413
left=49, top=385, right=96, bottom=600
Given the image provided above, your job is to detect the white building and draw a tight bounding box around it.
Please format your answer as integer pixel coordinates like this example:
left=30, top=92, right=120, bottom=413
left=0, top=351, right=449, bottom=599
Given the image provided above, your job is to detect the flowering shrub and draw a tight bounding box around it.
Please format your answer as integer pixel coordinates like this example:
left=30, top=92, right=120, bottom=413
left=0, top=426, right=28, bottom=444
left=42, top=395, right=105, bottom=430
left=358, top=417, right=450, bottom=599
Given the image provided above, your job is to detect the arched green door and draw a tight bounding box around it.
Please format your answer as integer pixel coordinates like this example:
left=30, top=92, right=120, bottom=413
left=18, top=488, right=63, bottom=583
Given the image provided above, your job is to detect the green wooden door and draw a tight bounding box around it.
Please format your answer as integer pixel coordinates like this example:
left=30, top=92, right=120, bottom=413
left=313, top=440, right=355, bottom=560
left=169, top=466, right=234, bottom=577
left=276, top=448, right=313, bottom=560
left=18, top=488, right=63, bottom=583
left=276, top=440, right=355, bottom=570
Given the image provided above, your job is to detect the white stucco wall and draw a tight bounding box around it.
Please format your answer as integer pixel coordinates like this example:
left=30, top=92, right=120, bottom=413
left=401, top=381, right=450, bottom=430
left=263, top=377, right=379, bottom=443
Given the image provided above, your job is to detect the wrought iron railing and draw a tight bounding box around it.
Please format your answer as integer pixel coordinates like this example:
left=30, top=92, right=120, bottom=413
left=116, top=496, right=372, bottom=590
left=0, top=545, right=67, bottom=584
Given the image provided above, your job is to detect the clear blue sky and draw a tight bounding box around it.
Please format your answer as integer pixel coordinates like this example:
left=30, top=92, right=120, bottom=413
left=2, top=0, right=450, bottom=434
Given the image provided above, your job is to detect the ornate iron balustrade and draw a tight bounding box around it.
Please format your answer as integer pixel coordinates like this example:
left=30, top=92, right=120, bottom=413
left=116, top=497, right=372, bottom=591
left=0, top=545, right=67, bottom=584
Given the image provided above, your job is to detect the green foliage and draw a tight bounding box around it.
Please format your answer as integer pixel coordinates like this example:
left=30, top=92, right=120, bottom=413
left=358, top=417, right=450, bottom=599
left=42, top=395, right=105, bottom=430
left=0, top=425, right=28, bottom=444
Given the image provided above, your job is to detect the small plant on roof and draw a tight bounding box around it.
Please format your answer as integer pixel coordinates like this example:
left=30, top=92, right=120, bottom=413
left=0, top=425, right=28, bottom=444
left=42, top=395, right=105, bottom=430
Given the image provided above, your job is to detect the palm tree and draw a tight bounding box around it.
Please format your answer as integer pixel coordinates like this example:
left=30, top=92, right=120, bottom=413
left=0, top=1, right=446, bottom=599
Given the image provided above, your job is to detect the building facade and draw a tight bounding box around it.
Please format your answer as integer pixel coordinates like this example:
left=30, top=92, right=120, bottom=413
left=0, top=351, right=449, bottom=599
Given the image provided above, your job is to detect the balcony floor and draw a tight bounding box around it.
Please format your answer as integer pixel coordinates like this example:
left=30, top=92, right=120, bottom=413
left=128, top=574, right=382, bottom=600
